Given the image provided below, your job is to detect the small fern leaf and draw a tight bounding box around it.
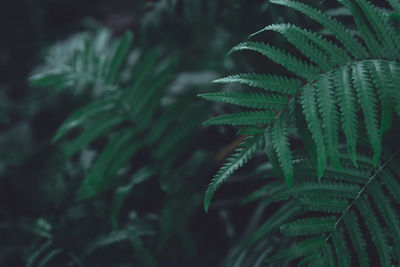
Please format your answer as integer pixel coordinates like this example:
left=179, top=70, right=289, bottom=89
left=301, top=83, right=327, bottom=179
left=52, top=99, right=115, bottom=143
left=198, top=92, right=288, bottom=109
left=77, top=129, right=139, bottom=200
left=259, top=24, right=332, bottom=71
left=322, top=244, right=336, bottom=267
left=229, top=41, right=320, bottom=79
left=343, top=211, right=369, bottom=267
left=106, top=31, right=133, bottom=84
left=264, top=126, right=284, bottom=176
left=367, top=60, right=395, bottom=134
left=63, top=115, right=124, bottom=158
left=357, top=198, right=392, bottom=266
left=267, top=181, right=360, bottom=206
left=355, top=0, right=399, bottom=60
left=337, top=0, right=386, bottom=58
left=299, top=196, right=348, bottom=213
left=212, top=73, right=301, bottom=94
left=334, top=66, right=358, bottom=166
left=270, top=0, right=369, bottom=59
left=249, top=202, right=299, bottom=245
left=352, top=62, right=381, bottom=166
left=331, top=227, right=351, bottom=267
left=204, top=135, right=263, bottom=212
left=380, top=169, right=400, bottom=205
left=280, top=216, right=336, bottom=236
left=271, top=114, right=293, bottom=186
left=265, top=235, right=326, bottom=263
left=369, top=181, right=400, bottom=259
left=203, top=111, right=275, bottom=126
left=251, top=23, right=350, bottom=65
left=316, top=75, right=342, bottom=170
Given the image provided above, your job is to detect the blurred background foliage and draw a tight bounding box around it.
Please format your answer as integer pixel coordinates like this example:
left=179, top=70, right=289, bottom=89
left=0, top=0, right=330, bottom=266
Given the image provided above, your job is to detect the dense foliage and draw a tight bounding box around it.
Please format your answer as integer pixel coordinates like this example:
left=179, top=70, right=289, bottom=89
left=1, top=0, right=399, bottom=266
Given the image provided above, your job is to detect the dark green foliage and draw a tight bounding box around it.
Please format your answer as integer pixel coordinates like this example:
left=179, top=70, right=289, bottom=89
left=201, top=0, right=400, bottom=265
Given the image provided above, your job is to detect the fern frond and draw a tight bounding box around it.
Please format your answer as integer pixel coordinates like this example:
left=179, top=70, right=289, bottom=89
left=266, top=181, right=360, bottom=206
left=204, top=135, right=263, bottom=212
left=369, top=180, right=400, bottom=259
left=198, top=92, right=288, bottom=109
left=52, top=99, right=116, bottom=143
left=343, top=211, right=369, bottom=267
left=357, top=198, right=392, bottom=266
left=258, top=24, right=333, bottom=71
left=249, top=202, right=299, bottom=244
left=301, top=83, right=327, bottom=179
left=367, top=60, right=395, bottom=134
left=299, top=196, right=348, bottom=213
left=330, top=227, right=351, bottom=267
left=352, top=61, right=381, bottom=165
left=355, top=0, right=400, bottom=60
left=203, top=111, right=275, bottom=126
left=316, top=75, right=341, bottom=170
left=334, top=66, right=358, bottom=166
left=272, top=113, right=293, bottom=186
left=270, top=0, right=369, bottom=59
left=337, top=0, right=386, bottom=58
left=212, top=73, right=300, bottom=94
left=265, top=235, right=326, bottom=263
left=251, top=23, right=350, bottom=65
left=229, top=41, right=320, bottom=79
left=380, top=169, right=400, bottom=205
left=280, top=216, right=336, bottom=236
left=264, top=126, right=283, bottom=176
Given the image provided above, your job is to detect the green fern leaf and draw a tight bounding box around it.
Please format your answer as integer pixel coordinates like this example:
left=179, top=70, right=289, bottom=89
left=301, top=83, right=327, bottom=178
left=343, top=211, right=369, bottom=267
left=367, top=61, right=395, bottom=134
left=280, top=216, right=336, bottom=236
left=299, top=196, right=348, bottom=213
left=334, top=66, right=358, bottom=166
left=272, top=113, right=293, bottom=186
left=316, top=75, right=342, bottom=170
left=270, top=0, right=369, bottom=59
left=63, top=115, right=124, bottom=158
left=198, top=92, right=288, bottom=109
left=357, top=198, right=392, bottom=266
left=267, top=181, right=360, bottom=206
left=352, top=61, right=381, bottom=166
left=229, top=41, right=320, bottom=79
left=203, top=111, right=275, bottom=126
left=380, top=168, right=400, bottom=205
left=204, top=135, right=263, bottom=212
left=106, top=31, right=133, bottom=84
left=212, top=73, right=300, bottom=94
left=369, top=181, right=400, bottom=259
left=249, top=202, right=299, bottom=244
left=337, top=0, right=385, bottom=58
left=264, top=126, right=284, bottom=176
left=78, top=129, right=139, bottom=200
left=265, top=235, right=326, bottom=263
left=52, top=99, right=115, bottom=143
left=251, top=23, right=350, bottom=65
left=355, top=0, right=400, bottom=60
left=257, top=24, right=332, bottom=71
left=330, top=227, right=351, bottom=267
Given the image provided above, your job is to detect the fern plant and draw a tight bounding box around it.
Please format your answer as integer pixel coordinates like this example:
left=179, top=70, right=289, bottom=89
left=201, top=0, right=400, bottom=265
left=27, top=26, right=212, bottom=266
left=200, top=0, right=400, bottom=210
